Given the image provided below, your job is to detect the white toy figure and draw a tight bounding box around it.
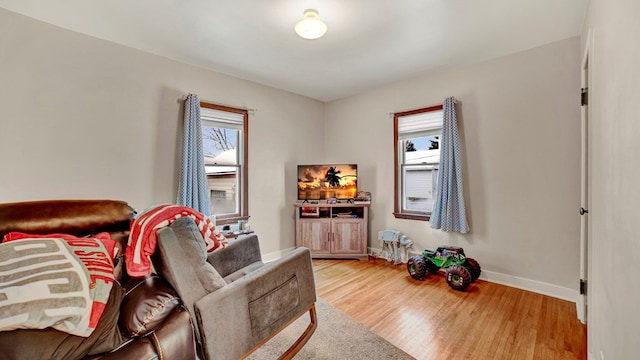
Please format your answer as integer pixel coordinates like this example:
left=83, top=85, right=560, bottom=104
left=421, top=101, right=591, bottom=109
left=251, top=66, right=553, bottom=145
left=378, top=229, right=414, bottom=264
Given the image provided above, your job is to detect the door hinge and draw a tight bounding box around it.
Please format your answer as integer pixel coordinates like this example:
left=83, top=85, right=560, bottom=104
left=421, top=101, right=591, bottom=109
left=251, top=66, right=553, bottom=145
left=580, top=279, right=586, bottom=295
left=581, top=88, right=588, bottom=106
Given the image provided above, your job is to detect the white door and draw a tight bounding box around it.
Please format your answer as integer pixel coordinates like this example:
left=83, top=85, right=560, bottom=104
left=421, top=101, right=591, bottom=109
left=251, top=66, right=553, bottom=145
left=577, top=45, right=590, bottom=324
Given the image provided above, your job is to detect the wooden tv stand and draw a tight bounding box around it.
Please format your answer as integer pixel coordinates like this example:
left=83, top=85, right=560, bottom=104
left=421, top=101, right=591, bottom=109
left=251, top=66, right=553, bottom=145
left=294, top=203, right=369, bottom=261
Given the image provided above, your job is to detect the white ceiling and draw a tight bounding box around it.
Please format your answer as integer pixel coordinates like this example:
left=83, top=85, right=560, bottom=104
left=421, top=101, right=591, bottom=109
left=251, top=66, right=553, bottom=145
left=0, top=0, right=587, bottom=102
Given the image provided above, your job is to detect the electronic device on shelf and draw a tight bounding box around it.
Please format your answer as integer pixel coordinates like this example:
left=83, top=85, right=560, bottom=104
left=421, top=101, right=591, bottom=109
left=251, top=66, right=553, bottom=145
left=297, top=164, right=358, bottom=202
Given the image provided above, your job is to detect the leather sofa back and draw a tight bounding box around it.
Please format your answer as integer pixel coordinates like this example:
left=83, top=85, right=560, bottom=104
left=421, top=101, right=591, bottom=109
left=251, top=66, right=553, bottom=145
left=0, top=199, right=135, bottom=283
left=0, top=199, right=135, bottom=238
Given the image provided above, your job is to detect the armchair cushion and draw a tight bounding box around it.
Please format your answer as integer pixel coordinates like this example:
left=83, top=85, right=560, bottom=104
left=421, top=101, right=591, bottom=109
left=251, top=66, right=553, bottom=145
left=223, top=262, right=265, bottom=283
left=206, top=234, right=263, bottom=281
left=155, top=217, right=227, bottom=294
left=153, top=217, right=227, bottom=343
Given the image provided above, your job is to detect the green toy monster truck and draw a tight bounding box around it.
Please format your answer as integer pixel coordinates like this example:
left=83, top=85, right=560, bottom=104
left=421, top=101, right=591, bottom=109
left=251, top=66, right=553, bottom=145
left=407, top=246, right=481, bottom=291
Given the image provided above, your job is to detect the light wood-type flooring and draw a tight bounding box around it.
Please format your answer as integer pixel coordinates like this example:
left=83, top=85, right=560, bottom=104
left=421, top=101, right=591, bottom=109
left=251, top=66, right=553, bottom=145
left=313, top=258, right=587, bottom=360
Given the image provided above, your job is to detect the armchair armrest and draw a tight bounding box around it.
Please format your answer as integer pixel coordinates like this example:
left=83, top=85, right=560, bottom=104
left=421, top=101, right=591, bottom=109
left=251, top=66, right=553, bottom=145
left=195, top=247, right=316, bottom=360
left=206, top=234, right=263, bottom=278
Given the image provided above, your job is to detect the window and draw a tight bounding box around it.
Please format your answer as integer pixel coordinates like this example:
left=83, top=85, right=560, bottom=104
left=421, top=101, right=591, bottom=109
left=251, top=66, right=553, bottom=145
left=200, top=102, right=248, bottom=223
left=393, top=105, right=443, bottom=220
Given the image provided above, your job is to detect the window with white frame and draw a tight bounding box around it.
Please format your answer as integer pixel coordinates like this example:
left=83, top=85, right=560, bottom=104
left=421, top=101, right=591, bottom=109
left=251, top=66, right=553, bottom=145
left=200, top=102, right=248, bottom=223
left=393, top=105, right=443, bottom=220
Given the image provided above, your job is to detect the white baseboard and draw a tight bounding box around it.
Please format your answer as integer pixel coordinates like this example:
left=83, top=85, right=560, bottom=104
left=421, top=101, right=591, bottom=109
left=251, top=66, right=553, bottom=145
left=479, top=270, right=579, bottom=303
left=269, top=246, right=579, bottom=304
left=262, top=247, right=296, bottom=263
left=368, top=247, right=579, bottom=303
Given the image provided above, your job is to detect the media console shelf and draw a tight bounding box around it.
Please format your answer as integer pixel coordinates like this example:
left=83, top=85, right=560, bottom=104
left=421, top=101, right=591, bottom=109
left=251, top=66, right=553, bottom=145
left=294, top=203, right=369, bottom=261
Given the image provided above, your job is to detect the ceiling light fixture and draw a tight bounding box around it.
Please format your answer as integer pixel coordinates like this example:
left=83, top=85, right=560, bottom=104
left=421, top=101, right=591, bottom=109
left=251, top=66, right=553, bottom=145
left=295, top=9, right=327, bottom=40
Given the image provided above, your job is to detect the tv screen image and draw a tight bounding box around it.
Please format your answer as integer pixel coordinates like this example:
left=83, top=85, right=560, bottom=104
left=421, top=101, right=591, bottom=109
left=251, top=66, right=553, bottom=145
left=297, top=164, right=358, bottom=201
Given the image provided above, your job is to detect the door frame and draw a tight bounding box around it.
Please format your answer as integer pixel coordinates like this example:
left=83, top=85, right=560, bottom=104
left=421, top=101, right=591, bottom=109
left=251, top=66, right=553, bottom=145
left=577, top=31, right=592, bottom=324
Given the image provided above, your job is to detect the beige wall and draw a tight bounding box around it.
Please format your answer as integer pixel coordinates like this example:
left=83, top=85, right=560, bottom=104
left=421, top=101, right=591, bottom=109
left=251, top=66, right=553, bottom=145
left=582, top=1, right=640, bottom=359
left=0, top=8, right=325, bottom=254
left=325, top=37, right=582, bottom=292
left=1, top=5, right=587, bottom=301
left=0, top=7, right=583, bottom=294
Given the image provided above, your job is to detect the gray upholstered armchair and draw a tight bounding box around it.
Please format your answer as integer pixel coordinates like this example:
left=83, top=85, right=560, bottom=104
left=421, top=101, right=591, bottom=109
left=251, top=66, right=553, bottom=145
left=152, top=217, right=317, bottom=360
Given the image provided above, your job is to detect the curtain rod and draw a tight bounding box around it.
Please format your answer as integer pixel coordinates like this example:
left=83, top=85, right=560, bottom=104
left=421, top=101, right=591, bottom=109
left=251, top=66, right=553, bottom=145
left=179, top=96, right=257, bottom=114
left=387, top=98, right=457, bottom=116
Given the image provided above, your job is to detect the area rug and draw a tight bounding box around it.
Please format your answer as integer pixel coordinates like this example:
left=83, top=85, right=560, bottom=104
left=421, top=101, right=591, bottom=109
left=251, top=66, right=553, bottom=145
left=246, top=297, right=415, bottom=359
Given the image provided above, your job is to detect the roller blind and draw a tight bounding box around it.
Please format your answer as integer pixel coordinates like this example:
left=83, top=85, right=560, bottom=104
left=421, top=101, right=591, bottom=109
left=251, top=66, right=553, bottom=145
left=397, top=110, right=443, bottom=140
left=201, top=107, right=244, bottom=130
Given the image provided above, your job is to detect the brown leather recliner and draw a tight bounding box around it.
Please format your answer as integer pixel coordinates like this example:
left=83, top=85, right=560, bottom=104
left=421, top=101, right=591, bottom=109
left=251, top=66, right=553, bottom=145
left=0, top=200, right=196, bottom=360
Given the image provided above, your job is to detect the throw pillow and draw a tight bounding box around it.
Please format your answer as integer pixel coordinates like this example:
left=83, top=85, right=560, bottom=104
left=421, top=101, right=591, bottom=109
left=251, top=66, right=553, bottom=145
left=0, top=237, right=115, bottom=337
left=166, top=217, right=227, bottom=293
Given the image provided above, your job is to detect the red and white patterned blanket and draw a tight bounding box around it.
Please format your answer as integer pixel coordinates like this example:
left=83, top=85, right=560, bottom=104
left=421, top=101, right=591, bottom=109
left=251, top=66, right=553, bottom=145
left=0, top=233, right=116, bottom=337
left=125, top=204, right=227, bottom=277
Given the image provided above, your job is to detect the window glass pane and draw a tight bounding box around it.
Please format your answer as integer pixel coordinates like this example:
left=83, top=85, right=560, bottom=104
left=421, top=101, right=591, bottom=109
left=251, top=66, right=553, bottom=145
left=208, top=171, right=238, bottom=216
left=403, top=165, right=438, bottom=212
left=202, top=126, right=238, bottom=162
left=402, top=135, right=440, bottom=213
left=403, top=135, right=440, bottom=164
left=203, top=125, right=240, bottom=216
left=402, top=135, right=440, bottom=212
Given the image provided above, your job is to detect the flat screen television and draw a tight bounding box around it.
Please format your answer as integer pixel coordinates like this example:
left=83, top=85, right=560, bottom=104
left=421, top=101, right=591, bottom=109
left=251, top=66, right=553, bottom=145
left=297, top=164, right=358, bottom=201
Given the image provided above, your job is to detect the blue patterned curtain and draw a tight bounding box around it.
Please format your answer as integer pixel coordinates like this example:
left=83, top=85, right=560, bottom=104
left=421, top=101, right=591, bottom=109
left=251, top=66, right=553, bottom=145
left=430, top=97, right=469, bottom=233
left=177, top=93, right=211, bottom=215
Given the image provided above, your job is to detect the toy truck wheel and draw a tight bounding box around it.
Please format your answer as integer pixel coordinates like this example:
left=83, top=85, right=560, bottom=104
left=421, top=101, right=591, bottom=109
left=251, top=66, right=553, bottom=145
left=446, top=265, right=472, bottom=291
left=464, top=258, right=481, bottom=282
left=407, top=256, right=428, bottom=280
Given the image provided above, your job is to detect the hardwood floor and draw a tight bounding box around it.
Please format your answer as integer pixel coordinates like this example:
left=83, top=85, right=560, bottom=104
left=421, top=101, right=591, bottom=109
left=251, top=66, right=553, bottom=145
left=312, top=258, right=587, bottom=360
